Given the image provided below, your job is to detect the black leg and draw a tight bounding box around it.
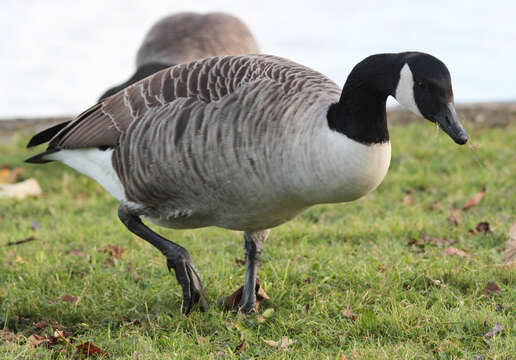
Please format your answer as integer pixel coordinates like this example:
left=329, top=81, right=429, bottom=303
left=239, top=230, right=269, bottom=313
left=117, top=205, right=207, bottom=315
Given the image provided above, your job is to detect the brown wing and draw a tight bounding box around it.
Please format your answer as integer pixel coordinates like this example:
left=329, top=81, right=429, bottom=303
left=44, top=54, right=336, bottom=150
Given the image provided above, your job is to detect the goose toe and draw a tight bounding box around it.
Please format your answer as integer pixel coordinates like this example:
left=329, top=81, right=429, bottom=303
left=168, top=258, right=207, bottom=315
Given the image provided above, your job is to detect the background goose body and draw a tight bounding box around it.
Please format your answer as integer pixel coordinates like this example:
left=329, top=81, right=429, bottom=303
left=99, top=12, right=259, bottom=101
left=27, top=52, right=467, bottom=314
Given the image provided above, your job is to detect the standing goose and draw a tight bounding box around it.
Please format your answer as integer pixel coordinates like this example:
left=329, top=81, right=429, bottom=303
left=99, top=12, right=259, bottom=101
left=26, top=52, right=468, bottom=314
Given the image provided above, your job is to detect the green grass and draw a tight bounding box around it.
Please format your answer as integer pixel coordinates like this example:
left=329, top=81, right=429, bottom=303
left=0, top=121, right=515, bottom=359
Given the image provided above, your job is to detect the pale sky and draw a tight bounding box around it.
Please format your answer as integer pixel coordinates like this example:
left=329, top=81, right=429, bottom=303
left=1, top=0, right=515, bottom=118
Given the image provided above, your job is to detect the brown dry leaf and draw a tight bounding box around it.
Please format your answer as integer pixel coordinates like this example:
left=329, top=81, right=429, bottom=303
left=447, top=212, right=461, bottom=226
left=221, top=278, right=269, bottom=311
left=442, top=246, right=468, bottom=258
left=61, top=294, right=79, bottom=304
left=67, top=249, right=85, bottom=257
left=263, top=336, right=294, bottom=349
left=0, top=178, right=42, bottom=199
left=104, top=245, right=125, bottom=259
left=402, top=194, right=413, bottom=205
left=341, top=308, right=357, bottom=321
left=33, top=321, right=49, bottom=331
left=15, top=255, right=26, bottom=264
left=76, top=341, right=108, bottom=357
left=501, top=223, right=516, bottom=267
left=0, top=329, right=18, bottom=343
left=470, top=222, right=492, bottom=235
left=421, top=233, right=456, bottom=246
left=481, top=282, right=501, bottom=297
left=0, top=167, right=25, bottom=184
left=484, top=323, right=504, bottom=338
left=234, top=258, right=245, bottom=267
left=428, top=200, right=441, bottom=211
left=27, top=334, right=48, bottom=348
left=463, top=187, right=486, bottom=210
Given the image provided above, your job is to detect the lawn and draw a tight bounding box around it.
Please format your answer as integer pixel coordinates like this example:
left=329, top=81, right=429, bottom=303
left=1, top=120, right=515, bottom=359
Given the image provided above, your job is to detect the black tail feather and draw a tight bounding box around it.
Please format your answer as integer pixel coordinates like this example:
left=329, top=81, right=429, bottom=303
left=27, top=121, right=71, bottom=148
left=25, top=149, right=60, bottom=164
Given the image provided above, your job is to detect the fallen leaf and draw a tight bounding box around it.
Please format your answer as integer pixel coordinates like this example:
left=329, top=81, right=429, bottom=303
left=341, top=308, right=357, bottom=321
left=263, top=336, right=294, bottom=349
left=234, top=258, right=245, bottom=267
left=447, top=212, right=461, bottom=226
left=0, top=178, right=42, bottom=199
left=6, top=236, right=36, bottom=247
left=402, top=194, right=413, bottom=205
left=30, top=221, right=41, bottom=230
left=67, top=249, right=85, bottom=257
left=0, top=329, right=18, bottom=343
left=76, top=342, right=108, bottom=357
left=463, top=187, right=486, bottom=210
left=484, top=323, right=504, bottom=338
left=421, top=233, right=456, bottom=246
left=235, top=339, right=248, bottom=353
left=0, top=167, right=25, bottom=184
left=501, top=223, right=516, bottom=267
left=470, top=221, right=492, bottom=235
left=428, top=200, right=441, bottom=211
left=33, top=321, right=49, bottom=331
left=221, top=278, right=269, bottom=311
left=101, top=245, right=125, bottom=266
left=15, top=255, right=26, bottom=264
left=61, top=294, right=79, bottom=304
left=27, top=334, right=47, bottom=348
left=481, top=282, right=501, bottom=297
left=104, top=245, right=125, bottom=259
left=442, top=246, right=468, bottom=258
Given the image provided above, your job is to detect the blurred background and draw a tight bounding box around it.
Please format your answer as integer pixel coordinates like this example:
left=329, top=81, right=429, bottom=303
left=1, top=0, right=515, bottom=118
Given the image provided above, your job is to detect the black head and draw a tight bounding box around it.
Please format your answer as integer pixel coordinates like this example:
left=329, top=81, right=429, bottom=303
left=394, top=52, right=468, bottom=145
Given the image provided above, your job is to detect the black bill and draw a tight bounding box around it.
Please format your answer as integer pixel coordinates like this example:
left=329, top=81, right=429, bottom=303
left=430, top=104, right=468, bottom=145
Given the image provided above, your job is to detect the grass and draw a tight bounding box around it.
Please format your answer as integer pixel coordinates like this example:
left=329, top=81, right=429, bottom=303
left=0, top=121, right=515, bottom=359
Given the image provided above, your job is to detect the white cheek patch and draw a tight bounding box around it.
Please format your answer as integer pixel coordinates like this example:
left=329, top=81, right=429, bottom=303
left=395, top=63, right=422, bottom=117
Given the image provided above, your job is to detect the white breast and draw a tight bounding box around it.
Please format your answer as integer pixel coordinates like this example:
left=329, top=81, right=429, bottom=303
left=292, top=127, right=391, bottom=205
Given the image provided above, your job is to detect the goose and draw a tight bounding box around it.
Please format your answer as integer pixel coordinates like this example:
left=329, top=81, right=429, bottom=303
left=26, top=52, right=468, bottom=315
left=99, top=12, right=259, bottom=100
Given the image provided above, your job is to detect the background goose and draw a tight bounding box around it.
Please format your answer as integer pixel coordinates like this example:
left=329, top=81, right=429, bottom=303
left=98, top=12, right=259, bottom=101
left=26, top=52, right=468, bottom=314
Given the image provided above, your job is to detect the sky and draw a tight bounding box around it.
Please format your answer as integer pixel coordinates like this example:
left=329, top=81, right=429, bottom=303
left=1, top=0, right=515, bottom=118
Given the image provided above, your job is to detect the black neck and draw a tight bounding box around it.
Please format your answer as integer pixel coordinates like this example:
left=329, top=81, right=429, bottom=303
left=327, top=53, right=404, bottom=145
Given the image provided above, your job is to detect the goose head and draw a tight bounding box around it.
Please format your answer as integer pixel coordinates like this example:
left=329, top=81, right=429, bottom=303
left=394, top=52, right=468, bottom=144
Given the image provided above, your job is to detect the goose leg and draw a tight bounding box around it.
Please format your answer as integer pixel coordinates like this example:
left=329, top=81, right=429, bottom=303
left=117, top=205, right=206, bottom=315
left=239, top=230, right=269, bottom=313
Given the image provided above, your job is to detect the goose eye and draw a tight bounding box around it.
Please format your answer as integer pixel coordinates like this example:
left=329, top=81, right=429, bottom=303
left=417, top=82, right=428, bottom=89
